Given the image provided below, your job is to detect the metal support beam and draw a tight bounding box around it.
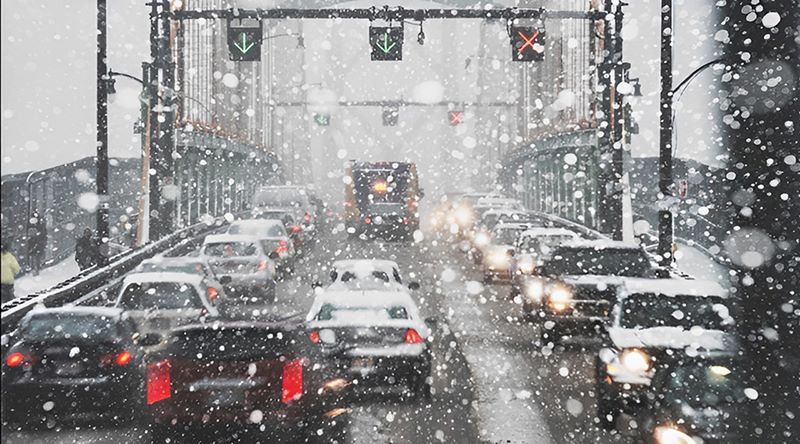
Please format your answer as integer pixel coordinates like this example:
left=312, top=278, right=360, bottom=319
left=96, top=0, right=110, bottom=265
left=657, top=0, right=674, bottom=269
left=609, top=1, right=625, bottom=240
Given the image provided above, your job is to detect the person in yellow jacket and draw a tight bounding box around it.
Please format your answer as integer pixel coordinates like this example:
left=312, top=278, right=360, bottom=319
left=1, top=241, right=21, bottom=304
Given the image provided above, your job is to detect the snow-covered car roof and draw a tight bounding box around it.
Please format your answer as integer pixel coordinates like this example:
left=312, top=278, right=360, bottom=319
left=306, top=290, right=421, bottom=323
left=203, top=233, right=263, bottom=244
left=480, top=208, right=530, bottom=218
left=493, top=222, right=532, bottom=232
left=557, top=239, right=641, bottom=250
left=122, top=272, right=206, bottom=286
left=26, top=305, right=125, bottom=319
left=229, top=219, right=284, bottom=229
left=331, top=259, right=400, bottom=272
left=620, top=278, right=728, bottom=299
left=519, top=227, right=580, bottom=239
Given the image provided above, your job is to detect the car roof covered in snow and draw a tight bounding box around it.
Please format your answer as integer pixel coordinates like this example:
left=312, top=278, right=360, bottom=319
left=203, top=233, right=263, bottom=244
left=620, top=278, right=728, bottom=299
left=332, top=259, right=400, bottom=272
left=26, top=305, right=125, bottom=320
left=493, top=222, right=532, bottom=231
left=519, top=227, right=580, bottom=239
left=556, top=239, right=642, bottom=251
left=229, top=219, right=284, bottom=229
left=122, top=272, right=205, bottom=286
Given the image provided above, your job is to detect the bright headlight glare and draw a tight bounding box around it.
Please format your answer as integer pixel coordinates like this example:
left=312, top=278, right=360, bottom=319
left=620, top=349, right=652, bottom=373
left=488, top=250, right=509, bottom=266
left=525, top=280, right=544, bottom=302
left=454, top=206, right=473, bottom=226
left=548, top=285, right=572, bottom=311
left=517, top=259, right=535, bottom=274
left=654, top=425, right=696, bottom=444
left=474, top=232, right=490, bottom=247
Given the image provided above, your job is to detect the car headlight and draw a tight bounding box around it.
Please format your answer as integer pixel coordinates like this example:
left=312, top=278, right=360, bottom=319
left=487, top=250, right=510, bottom=267
left=619, top=348, right=652, bottom=373
left=473, top=232, right=490, bottom=248
left=654, top=425, right=697, bottom=444
left=547, top=285, right=572, bottom=311
left=454, top=206, right=473, bottom=227
left=517, top=258, right=535, bottom=274
left=524, top=279, right=544, bottom=303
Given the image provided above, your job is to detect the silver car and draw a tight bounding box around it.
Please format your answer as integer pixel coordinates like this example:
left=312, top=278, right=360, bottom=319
left=200, top=234, right=278, bottom=302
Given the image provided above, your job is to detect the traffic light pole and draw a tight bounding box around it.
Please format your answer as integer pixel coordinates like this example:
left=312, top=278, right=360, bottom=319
left=657, top=0, right=674, bottom=268
left=96, top=0, right=110, bottom=265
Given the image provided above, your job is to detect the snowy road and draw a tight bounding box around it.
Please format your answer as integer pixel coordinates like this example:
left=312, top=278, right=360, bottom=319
left=3, top=228, right=647, bottom=443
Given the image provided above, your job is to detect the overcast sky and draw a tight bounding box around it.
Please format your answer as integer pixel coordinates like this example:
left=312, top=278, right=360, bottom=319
left=1, top=0, right=723, bottom=176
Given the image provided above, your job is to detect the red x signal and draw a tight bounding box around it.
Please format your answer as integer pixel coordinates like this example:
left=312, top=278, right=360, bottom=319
left=448, top=111, right=463, bottom=125
left=517, top=30, right=540, bottom=55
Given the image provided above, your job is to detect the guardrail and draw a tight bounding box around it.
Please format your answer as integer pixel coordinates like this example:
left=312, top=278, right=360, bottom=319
left=1, top=215, right=233, bottom=335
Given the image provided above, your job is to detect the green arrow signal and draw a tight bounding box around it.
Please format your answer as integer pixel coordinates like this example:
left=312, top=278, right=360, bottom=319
left=376, top=32, right=396, bottom=54
left=233, top=33, right=256, bottom=54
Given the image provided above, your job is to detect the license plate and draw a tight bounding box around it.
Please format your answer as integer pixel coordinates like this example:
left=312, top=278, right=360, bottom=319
left=351, top=357, right=374, bottom=369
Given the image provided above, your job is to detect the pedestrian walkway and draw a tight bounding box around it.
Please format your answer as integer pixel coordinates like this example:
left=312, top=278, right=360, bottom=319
left=14, top=257, right=80, bottom=296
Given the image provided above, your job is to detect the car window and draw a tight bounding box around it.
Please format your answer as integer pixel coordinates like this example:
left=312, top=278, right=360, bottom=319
left=392, top=268, right=402, bottom=283
left=203, top=241, right=260, bottom=257
left=545, top=248, right=653, bottom=277
left=665, top=364, right=746, bottom=407
left=118, top=282, right=203, bottom=310
left=317, top=304, right=408, bottom=321
left=24, top=315, right=119, bottom=340
left=229, top=222, right=285, bottom=237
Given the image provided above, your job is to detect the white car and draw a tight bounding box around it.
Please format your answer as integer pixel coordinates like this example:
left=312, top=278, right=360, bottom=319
left=252, top=185, right=316, bottom=231
left=227, top=219, right=296, bottom=272
left=481, top=222, right=531, bottom=283
left=324, top=259, right=419, bottom=292
left=200, top=234, right=278, bottom=302
left=511, top=227, right=581, bottom=296
left=114, top=272, right=220, bottom=334
left=305, top=290, right=433, bottom=398
left=595, top=278, right=735, bottom=429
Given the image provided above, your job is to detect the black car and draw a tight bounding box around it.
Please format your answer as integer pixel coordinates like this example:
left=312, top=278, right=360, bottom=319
left=635, top=354, right=751, bottom=443
left=144, top=320, right=350, bottom=443
left=2, top=306, right=145, bottom=427
left=530, top=240, right=656, bottom=345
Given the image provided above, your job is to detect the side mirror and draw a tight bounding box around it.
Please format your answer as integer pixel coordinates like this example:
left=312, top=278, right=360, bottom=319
left=138, top=332, right=163, bottom=347
left=219, top=276, right=233, bottom=285
left=407, top=282, right=421, bottom=291
left=268, top=251, right=280, bottom=260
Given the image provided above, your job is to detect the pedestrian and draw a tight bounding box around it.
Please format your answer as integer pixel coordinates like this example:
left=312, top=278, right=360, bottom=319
left=75, top=228, right=98, bottom=271
left=26, top=212, right=47, bottom=276
left=1, top=242, right=21, bottom=304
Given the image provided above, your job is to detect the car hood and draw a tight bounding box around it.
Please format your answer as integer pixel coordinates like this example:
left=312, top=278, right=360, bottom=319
left=609, top=326, right=733, bottom=351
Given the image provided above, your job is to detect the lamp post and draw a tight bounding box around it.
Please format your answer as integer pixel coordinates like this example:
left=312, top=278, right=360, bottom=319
left=657, top=0, right=674, bottom=270
left=96, top=0, right=110, bottom=265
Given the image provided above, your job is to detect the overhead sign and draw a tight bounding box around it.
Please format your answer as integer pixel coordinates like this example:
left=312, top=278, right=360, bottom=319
left=382, top=106, right=399, bottom=126
left=511, top=26, right=545, bottom=62
left=227, top=22, right=262, bottom=61
left=448, top=110, right=463, bottom=126
left=370, top=26, right=403, bottom=61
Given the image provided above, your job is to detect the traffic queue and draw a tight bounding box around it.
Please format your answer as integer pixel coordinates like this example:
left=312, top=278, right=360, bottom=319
left=0, top=184, right=432, bottom=442
left=431, top=191, right=748, bottom=443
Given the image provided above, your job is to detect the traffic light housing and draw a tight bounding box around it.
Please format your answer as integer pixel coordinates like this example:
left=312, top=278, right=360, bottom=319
left=227, top=21, right=263, bottom=61
left=382, top=106, right=399, bottom=126
left=370, top=26, right=403, bottom=61
left=448, top=110, right=464, bottom=126
left=510, top=26, right=545, bottom=62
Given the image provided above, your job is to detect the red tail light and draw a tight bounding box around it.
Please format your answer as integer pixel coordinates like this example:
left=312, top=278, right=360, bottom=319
left=282, top=359, right=303, bottom=403
left=344, top=201, right=353, bottom=208
left=290, top=225, right=302, bottom=234
left=5, top=352, right=24, bottom=367
left=308, top=330, right=320, bottom=344
left=257, top=260, right=269, bottom=271
left=207, top=287, right=219, bottom=301
left=364, top=217, right=372, bottom=225
left=147, top=360, right=171, bottom=405
left=409, top=200, right=419, bottom=209
left=404, top=328, right=424, bottom=344
left=303, top=213, right=312, bottom=222
left=115, top=351, right=133, bottom=366
left=274, top=240, right=289, bottom=255
left=403, top=217, right=409, bottom=225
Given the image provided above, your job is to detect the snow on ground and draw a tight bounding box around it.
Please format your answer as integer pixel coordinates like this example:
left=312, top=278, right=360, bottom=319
left=14, top=256, right=80, bottom=296
left=673, top=243, right=731, bottom=286
left=440, top=266, right=554, bottom=444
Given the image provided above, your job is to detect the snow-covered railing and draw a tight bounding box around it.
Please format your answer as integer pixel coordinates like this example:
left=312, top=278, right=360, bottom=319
left=526, top=210, right=609, bottom=240
left=0, top=214, right=236, bottom=335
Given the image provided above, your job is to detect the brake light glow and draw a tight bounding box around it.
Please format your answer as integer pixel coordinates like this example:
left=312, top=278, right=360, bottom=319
left=364, top=217, right=372, bottom=225
left=6, top=352, right=24, bottom=367
left=404, top=328, right=424, bottom=344
left=282, top=359, right=303, bottom=403
left=403, top=217, right=409, bottom=225
left=257, top=260, right=269, bottom=271
left=147, top=360, right=171, bottom=405
left=274, top=240, right=289, bottom=255
left=409, top=200, right=418, bottom=208
left=303, top=213, right=312, bottom=222
left=290, top=225, right=302, bottom=234
left=115, top=351, right=132, bottom=366
left=207, top=287, right=219, bottom=301
left=308, top=330, right=320, bottom=344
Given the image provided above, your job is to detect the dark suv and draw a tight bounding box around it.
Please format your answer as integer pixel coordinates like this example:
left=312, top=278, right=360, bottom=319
left=144, top=320, right=350, bottom=443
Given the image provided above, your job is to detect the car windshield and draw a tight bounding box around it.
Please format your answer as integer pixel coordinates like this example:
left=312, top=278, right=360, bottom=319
left=544, top=248, right=653, bottom=277
left=24, top=314, right=119, bottom=340
left=118, top=282, right=202, bottom=310
left=316, top=304, right=408, bottom=321
left=493, top=228, right=523, bottom=245
left=665, top=364, right=747, bottom=407
left=228, top=222, right=285, bottom=237
left=619, top=295, right=732, bottom=330
left=203, top=242, right=260, bottom=257
left=253, top=188, right=308, bottom=208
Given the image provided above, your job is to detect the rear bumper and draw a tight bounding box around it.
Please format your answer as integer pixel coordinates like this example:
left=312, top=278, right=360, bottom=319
left=3, top=376, right=140, bottom=417
left=335, top=354, right=430, bottom=388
